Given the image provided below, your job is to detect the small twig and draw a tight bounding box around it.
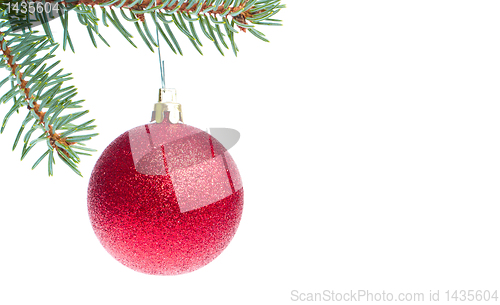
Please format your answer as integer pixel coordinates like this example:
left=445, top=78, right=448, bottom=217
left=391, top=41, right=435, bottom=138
left=0, top=33, right=72, bottom=157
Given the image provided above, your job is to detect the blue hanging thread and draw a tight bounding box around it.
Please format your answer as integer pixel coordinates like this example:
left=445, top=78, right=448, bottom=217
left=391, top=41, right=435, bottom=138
left=155, top=3, right=165, bottom=89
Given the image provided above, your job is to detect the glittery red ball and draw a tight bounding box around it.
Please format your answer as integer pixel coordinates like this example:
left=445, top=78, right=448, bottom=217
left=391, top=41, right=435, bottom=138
left=87, top=121, right=243, bottom=275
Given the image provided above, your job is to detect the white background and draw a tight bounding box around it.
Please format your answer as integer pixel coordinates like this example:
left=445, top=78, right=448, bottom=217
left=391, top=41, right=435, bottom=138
left=1, top=1, right=500, bottom=304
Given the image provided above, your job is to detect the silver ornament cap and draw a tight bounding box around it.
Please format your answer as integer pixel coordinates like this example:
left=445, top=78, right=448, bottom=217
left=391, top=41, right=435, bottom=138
left=151, top=88, right=183, bottom=124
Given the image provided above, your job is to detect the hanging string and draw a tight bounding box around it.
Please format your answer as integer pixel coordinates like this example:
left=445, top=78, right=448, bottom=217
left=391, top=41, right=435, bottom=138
left=155, top=1, right=165, bottom=89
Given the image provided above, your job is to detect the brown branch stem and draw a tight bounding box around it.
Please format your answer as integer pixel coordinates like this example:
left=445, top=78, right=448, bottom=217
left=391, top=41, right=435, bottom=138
left=50, top=0, right=258, bottom=30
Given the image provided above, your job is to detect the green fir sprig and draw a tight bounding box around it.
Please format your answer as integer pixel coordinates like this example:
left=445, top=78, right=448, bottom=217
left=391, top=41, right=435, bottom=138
left=0, top=0, right=284, bottom=176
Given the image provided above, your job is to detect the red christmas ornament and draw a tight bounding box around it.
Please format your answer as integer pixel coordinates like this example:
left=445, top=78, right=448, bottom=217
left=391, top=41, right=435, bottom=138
left=87, top=109, right=244, bottom=275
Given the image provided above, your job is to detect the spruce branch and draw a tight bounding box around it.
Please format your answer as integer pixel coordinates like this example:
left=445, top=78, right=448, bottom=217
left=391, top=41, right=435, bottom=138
left=0, top=33, right=72, bottom=152
left=0, top=0, right=283, bottom=176
left=0, top=10, right=97, bottom=176
left=37, top=0, right=284, bottom=55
